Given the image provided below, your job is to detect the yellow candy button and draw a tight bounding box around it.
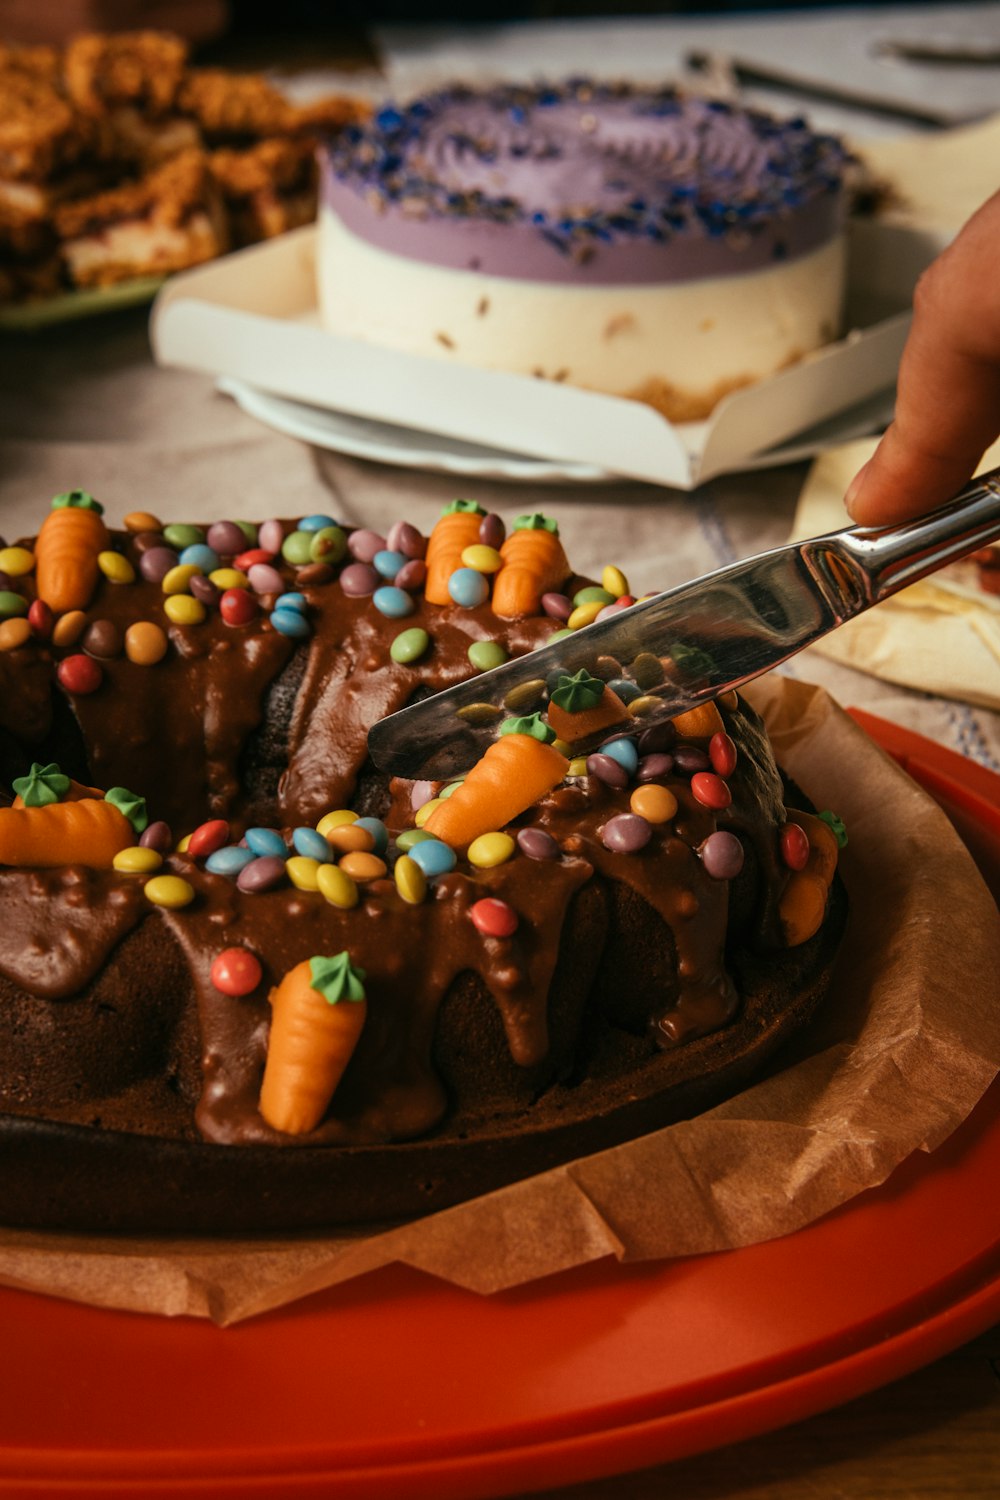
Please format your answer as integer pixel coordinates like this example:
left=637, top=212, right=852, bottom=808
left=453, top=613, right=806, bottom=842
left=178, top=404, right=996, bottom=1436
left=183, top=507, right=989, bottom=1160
left=567, top=757, right=589, bottom=778
left=394, top=854, right=427, bottom=905
left=209, top=567, right=249, bottom=590
left=162, top=563, right=202, bottom=595
left=316, top=862, right=359, bottom=909
left=602, top=564, right=629, bottom=598
left=144, top=874, right=195, bottom=909
left=567, top=600, right=604, bottom=631
left=316, top=809, right=358, bottom=838
left=467, top=832, right=515, bottom=868
left=460, top=544, right=503, bottom=574
left=98, top=550, right=135, bottom=584
left=414, top=798, right=442, bottom=827
left=113, top=846, right=164, bottom=874
left=0, top=546, right=35, bottom=577
left=164, top=594, right=206, bottom=626
left=286, top=855, right=321, bottom=891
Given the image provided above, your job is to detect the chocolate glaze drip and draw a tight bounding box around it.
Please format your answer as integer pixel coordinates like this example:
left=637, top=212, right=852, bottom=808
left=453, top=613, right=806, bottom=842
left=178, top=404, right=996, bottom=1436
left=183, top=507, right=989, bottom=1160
left=0, top=867, right=146, bottom=1000
left=1, top=520, right=807, bottom=1148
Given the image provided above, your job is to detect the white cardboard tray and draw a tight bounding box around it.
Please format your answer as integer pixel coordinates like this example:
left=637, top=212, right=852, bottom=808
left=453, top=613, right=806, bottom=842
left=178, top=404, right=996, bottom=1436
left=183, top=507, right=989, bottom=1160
left=150, top=221, right=926, bottom=490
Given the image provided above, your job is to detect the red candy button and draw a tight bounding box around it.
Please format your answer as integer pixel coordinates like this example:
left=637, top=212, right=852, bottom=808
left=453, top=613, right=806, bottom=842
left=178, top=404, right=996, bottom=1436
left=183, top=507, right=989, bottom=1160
left=56, top=653, right=102, bottom=694
left=709, top=731, right=737, bottom=777
left=780, top=821, right=811, bottom=871
left=219, top=587, right=258, bottom=626
left=188, top=819, right=230, bottom=859
left=469, top=897, right=518, bottom=938
left=27, top=599, right=53, bottom=640
left=210, top=947, right=263, bottom=997
left=691, top=771, right=732, bottom=810
left=233, top=548, right=275, bottom=571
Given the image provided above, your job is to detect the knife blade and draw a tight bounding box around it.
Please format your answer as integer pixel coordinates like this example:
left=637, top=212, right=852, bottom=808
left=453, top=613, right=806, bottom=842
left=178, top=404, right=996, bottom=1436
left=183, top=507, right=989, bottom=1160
left=367, top=470, right=1000, bottom=781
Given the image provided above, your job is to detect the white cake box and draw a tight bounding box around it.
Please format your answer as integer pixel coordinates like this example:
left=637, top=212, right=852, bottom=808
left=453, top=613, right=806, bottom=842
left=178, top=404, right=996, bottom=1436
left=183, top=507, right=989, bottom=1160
left=150, top=220, right=932, bottom=490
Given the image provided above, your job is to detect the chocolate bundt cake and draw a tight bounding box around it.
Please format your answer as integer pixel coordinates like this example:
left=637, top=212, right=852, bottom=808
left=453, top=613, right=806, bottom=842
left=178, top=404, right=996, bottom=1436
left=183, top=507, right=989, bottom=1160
left=0, top=493, right=846, bottom=1231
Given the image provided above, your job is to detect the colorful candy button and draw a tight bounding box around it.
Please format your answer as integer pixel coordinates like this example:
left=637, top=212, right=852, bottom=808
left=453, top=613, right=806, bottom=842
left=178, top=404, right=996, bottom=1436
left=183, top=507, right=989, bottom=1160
left=292, top=827, right=333, bottom=862
left=700, top=830, right=744, bottom=880
left=373, top=585, right=415, bottom=619
left=630, top=784, right=678, bottom=823
left=286, top=855, right=321, bottom=891
left=124, top=621, right=168, bottom=665
left=0, top=618, right=31, bottom=651
left=112, top=846, right=163, bottom=874
left=691, top=772, right=732, bottom=810
left=469, top=897, right=518, bottom=938
left=468, top=640, right=507, bottom=672
left=57, top=654, right=102, bottom=694
left=316, top=862, right=359, bottom=909
left=338, top=850, right=387, bottom=883
left=408, top=838, right=456, bottom=877
left=601, top=813, right=652, bottom=853
left=461, top=544, right=502, bottom=574
left=144, top=874, right=195, bottom=909
left=467, top=832, right=515, bottom=868
left=316, top=809, right=358, bottom=837
left=448, top=568, right=490, bottom=608
left=394, top=854, right=427, bottom=905
left=210, top=947, right=263, bottom=997
left=164, top=594, right=206, bottom=626
left=391, top=627, right=430, bottom=664
left=245, top=827, right=288, bottom=858
left=0, top=547, right=34, bottom=577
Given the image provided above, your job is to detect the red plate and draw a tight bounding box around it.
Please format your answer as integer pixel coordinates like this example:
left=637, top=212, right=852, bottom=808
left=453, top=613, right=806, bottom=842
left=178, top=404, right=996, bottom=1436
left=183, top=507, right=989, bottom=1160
left=2, top=715, right=999, bottom=1500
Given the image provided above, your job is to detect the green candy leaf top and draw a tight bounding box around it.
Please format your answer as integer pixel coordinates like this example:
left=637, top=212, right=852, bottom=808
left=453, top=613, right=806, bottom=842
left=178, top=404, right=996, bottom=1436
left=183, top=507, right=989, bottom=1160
left=11, top=762, right=70, bottom=807
left=818, top=810, right=849, bottom=848
left=499, top=711, right=556, bottom=744
left=309, top=952, right=368, bottom=1004
left=442, top=499, right=485, bottom=517
left=104, top=785, right=149, bottom=835
left=51, top=490, right=103, bottom=514
left=512, top=512, right=558, bottom=534
left=550, top=669, right=605, bottom=713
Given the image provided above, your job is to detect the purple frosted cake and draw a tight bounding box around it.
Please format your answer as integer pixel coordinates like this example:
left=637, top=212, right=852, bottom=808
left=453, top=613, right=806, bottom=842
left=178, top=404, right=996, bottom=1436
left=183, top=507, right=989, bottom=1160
left=317, top=80, right=849, bottom=421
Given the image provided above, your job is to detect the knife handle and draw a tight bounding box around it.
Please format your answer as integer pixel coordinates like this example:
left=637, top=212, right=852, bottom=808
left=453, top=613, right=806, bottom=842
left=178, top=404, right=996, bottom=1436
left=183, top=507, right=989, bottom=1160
left=835, top=466, right=1000, bottom=603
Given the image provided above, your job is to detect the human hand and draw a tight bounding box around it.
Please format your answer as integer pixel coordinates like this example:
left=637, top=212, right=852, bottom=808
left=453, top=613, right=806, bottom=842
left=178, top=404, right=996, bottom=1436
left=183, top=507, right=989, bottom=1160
left=845, top=189, right=1000, bottom=526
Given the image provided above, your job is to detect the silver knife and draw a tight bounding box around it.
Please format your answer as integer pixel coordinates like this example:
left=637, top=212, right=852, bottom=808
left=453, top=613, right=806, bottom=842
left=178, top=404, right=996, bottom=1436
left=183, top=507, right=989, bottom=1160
left=367, top=469, right=1000, bottom=781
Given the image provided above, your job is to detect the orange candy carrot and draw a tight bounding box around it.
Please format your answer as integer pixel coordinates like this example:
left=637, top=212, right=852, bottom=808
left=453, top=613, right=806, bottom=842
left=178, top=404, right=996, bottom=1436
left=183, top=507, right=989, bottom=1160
left=424, top=499, right=486, bottom=605
left=546, top=671, right=629, bottom=745
left=11, top=762, right=103, bottom=808
left=0, top=796, right=134, bottom=868
left=259, top=953, right=368, bottom=1135
left=424, top=731, right=568, bottom=849
left=34, top=491, right=110, bottom=615
left=492, top=513, right=570, bottom=619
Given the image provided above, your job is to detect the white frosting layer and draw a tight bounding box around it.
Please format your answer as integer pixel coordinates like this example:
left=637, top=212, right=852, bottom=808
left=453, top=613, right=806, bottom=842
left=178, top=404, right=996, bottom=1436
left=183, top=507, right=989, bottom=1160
left=318, top=209, right=846, bottom=418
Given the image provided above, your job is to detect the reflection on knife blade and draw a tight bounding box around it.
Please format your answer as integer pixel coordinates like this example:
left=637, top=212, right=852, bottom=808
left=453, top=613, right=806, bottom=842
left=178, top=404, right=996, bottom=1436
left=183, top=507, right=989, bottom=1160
left=368, top=472, right=1000, bottom=783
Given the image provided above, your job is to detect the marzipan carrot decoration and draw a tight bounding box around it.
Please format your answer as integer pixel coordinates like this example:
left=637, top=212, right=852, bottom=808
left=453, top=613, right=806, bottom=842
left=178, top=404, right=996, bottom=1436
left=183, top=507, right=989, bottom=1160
left=491, top=512, right=570, bottom=619
left=546, top=670, right=629, bottom=745
left=0, top=795, right=135, bottom=868
left=259, top=953, right=368, bottom=1135
left=34, top=491, right=109, bottom=615
left=424, top=499, right=486, bottom=605
left=11, top=762, right=102, bottom=808
left=424, top=727, right=568, bottom=848
left=778, top=810, right=842, bottom=946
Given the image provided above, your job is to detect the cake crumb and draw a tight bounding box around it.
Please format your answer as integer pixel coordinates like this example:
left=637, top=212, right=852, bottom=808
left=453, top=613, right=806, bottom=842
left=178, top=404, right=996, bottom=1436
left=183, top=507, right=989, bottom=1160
left=435, top=331, right=455, bottom=349
left=476, top=296, right=489, bottom=316
left=603, top=312, right=636, bottom=340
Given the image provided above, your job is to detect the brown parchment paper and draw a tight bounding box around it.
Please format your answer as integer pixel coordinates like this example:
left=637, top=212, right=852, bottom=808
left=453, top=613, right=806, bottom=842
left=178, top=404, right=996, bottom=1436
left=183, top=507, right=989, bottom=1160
left=1, top=676, right=998, bottom=1325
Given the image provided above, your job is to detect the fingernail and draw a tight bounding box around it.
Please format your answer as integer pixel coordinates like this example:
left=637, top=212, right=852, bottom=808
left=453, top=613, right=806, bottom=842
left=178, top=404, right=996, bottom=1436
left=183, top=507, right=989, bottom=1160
left=844, top=460, right=870, bottom=519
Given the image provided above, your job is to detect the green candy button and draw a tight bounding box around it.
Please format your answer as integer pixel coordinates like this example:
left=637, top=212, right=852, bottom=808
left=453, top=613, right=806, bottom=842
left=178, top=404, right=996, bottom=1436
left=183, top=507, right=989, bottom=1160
left=468, top=639, right=508, bottom=672
left=391, top=627, right=430, bottom=664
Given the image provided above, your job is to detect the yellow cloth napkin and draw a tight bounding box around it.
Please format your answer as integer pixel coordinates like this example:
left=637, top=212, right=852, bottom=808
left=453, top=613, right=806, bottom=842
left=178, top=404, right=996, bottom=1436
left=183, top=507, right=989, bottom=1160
left=790, top=440, right=1000, bottom=711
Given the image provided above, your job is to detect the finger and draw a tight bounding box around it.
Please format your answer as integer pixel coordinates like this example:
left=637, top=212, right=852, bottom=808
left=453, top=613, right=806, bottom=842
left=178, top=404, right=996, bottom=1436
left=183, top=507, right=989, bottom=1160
left=847, top=194, right=1000, bottom=525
